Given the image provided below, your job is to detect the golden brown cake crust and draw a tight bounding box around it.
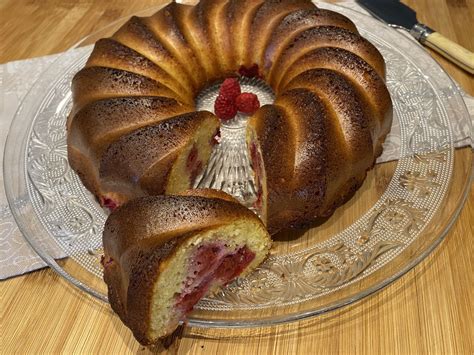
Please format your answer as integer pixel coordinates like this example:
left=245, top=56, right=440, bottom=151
left=144, top=2, right=206, bottom=90
left=111, top=16, right=197, bottom=99
left=67, top=96, right=193, bottom=198
left=103, top=195, right=263, bottom=262
left=86, top=38, right=194, bottom=104
left=250, top=68, right=386, bottom=232
left=246, top=0, right=315, bottom=68
left=248, top=105, right=296, bottom=232
left=98, top=111, right=218, bottom=198
left=70, top=66, right=179, bottom=116
left=176, top=188, right=243, bottom=203
left=68, top=96, right=193, bottom=156
left=273, top=88, right=344, bottom=230
left=280, top=46, right=392, bottom=132
left=268, top=25, right=386, bottom=90
left=262, top=8, right=358, bottom=73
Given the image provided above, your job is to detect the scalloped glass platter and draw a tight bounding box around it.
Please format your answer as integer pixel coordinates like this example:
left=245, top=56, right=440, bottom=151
left=4, top=2, right=472, bottom=328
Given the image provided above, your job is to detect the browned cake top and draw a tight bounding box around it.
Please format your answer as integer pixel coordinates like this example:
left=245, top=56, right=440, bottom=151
left=68, top=0, right=391, bottom=234
left=103, top=193, right=265, bottom=262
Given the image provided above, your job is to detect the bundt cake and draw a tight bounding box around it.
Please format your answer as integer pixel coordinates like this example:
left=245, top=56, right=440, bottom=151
left=67, top=0, right=393, bottom=343
left=102, top=189, right=272, bottom=344
left=68, top=0, right=391, bottom=230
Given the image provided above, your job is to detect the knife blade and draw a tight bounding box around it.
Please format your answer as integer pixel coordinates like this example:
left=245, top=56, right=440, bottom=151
left=356, top=0, right=474, bottom=74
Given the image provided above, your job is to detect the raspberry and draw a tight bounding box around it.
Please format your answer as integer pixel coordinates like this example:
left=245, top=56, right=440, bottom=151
left=214, top=94, right=237, bottom=120
left=235, top=93, right=260, bottom=115
left=219, top=78, right=241, bottom=100
left=238, top=64, right=260, bottom=78
left=100, top=196, right=119, bottom=211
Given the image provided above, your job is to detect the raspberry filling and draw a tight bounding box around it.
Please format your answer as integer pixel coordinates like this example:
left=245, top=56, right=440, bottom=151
left=186, top=145, right=203, bottom=185
left=210, top=129, right=221, bottom=145
left=99, top=195, right=119, bottom=212
left=101, top=255, right=114, bottom=267
left=174, top=243, right=255, bottom=316
left=250, top=142, right=264, bottom=210
left=238, top=64, right=261, bottom=78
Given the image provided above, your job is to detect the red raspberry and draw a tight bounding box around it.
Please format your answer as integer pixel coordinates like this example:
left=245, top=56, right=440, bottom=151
left=235, top=93, right=260, bottom=115
left=238, top=64, right=260, bottom=78
left=218, top=78, right=241, bottom=100
left=99, top=195, right=119, bottom=211
left=214, top=94, right=237, bottom=121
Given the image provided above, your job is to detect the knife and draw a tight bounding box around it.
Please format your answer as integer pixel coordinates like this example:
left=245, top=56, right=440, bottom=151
left=356, top=0, right=474, bottom=74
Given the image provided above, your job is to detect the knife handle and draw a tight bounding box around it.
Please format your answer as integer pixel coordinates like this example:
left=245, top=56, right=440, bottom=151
left=422, top=31, right=474, bottom=75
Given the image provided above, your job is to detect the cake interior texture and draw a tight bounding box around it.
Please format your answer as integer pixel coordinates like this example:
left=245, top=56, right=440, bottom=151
left=147, top=221, right=268, bottom=340
left=102, top=192, right=272, bottom=344
left=165, top=119, right=219, bottom=194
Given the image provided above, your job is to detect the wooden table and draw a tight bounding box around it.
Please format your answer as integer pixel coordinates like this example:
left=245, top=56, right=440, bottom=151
left=2, top=1, right=473, bottom=353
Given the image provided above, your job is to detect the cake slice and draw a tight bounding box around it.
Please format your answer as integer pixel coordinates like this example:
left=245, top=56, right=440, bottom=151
left=102, top=190, right=272, bottom=344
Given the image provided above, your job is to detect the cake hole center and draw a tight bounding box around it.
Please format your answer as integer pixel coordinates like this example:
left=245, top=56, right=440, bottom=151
left=193, top=77, right=274, bottom=213
left=195, top=77, right=275, bottom=128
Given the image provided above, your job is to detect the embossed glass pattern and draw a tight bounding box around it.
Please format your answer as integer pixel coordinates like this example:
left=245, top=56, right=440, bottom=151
left=4, top=3, right=472, bottom=326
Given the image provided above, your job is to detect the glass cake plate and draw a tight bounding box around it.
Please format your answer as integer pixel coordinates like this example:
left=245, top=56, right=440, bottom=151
left=4, top=3, right=472, bottom=328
